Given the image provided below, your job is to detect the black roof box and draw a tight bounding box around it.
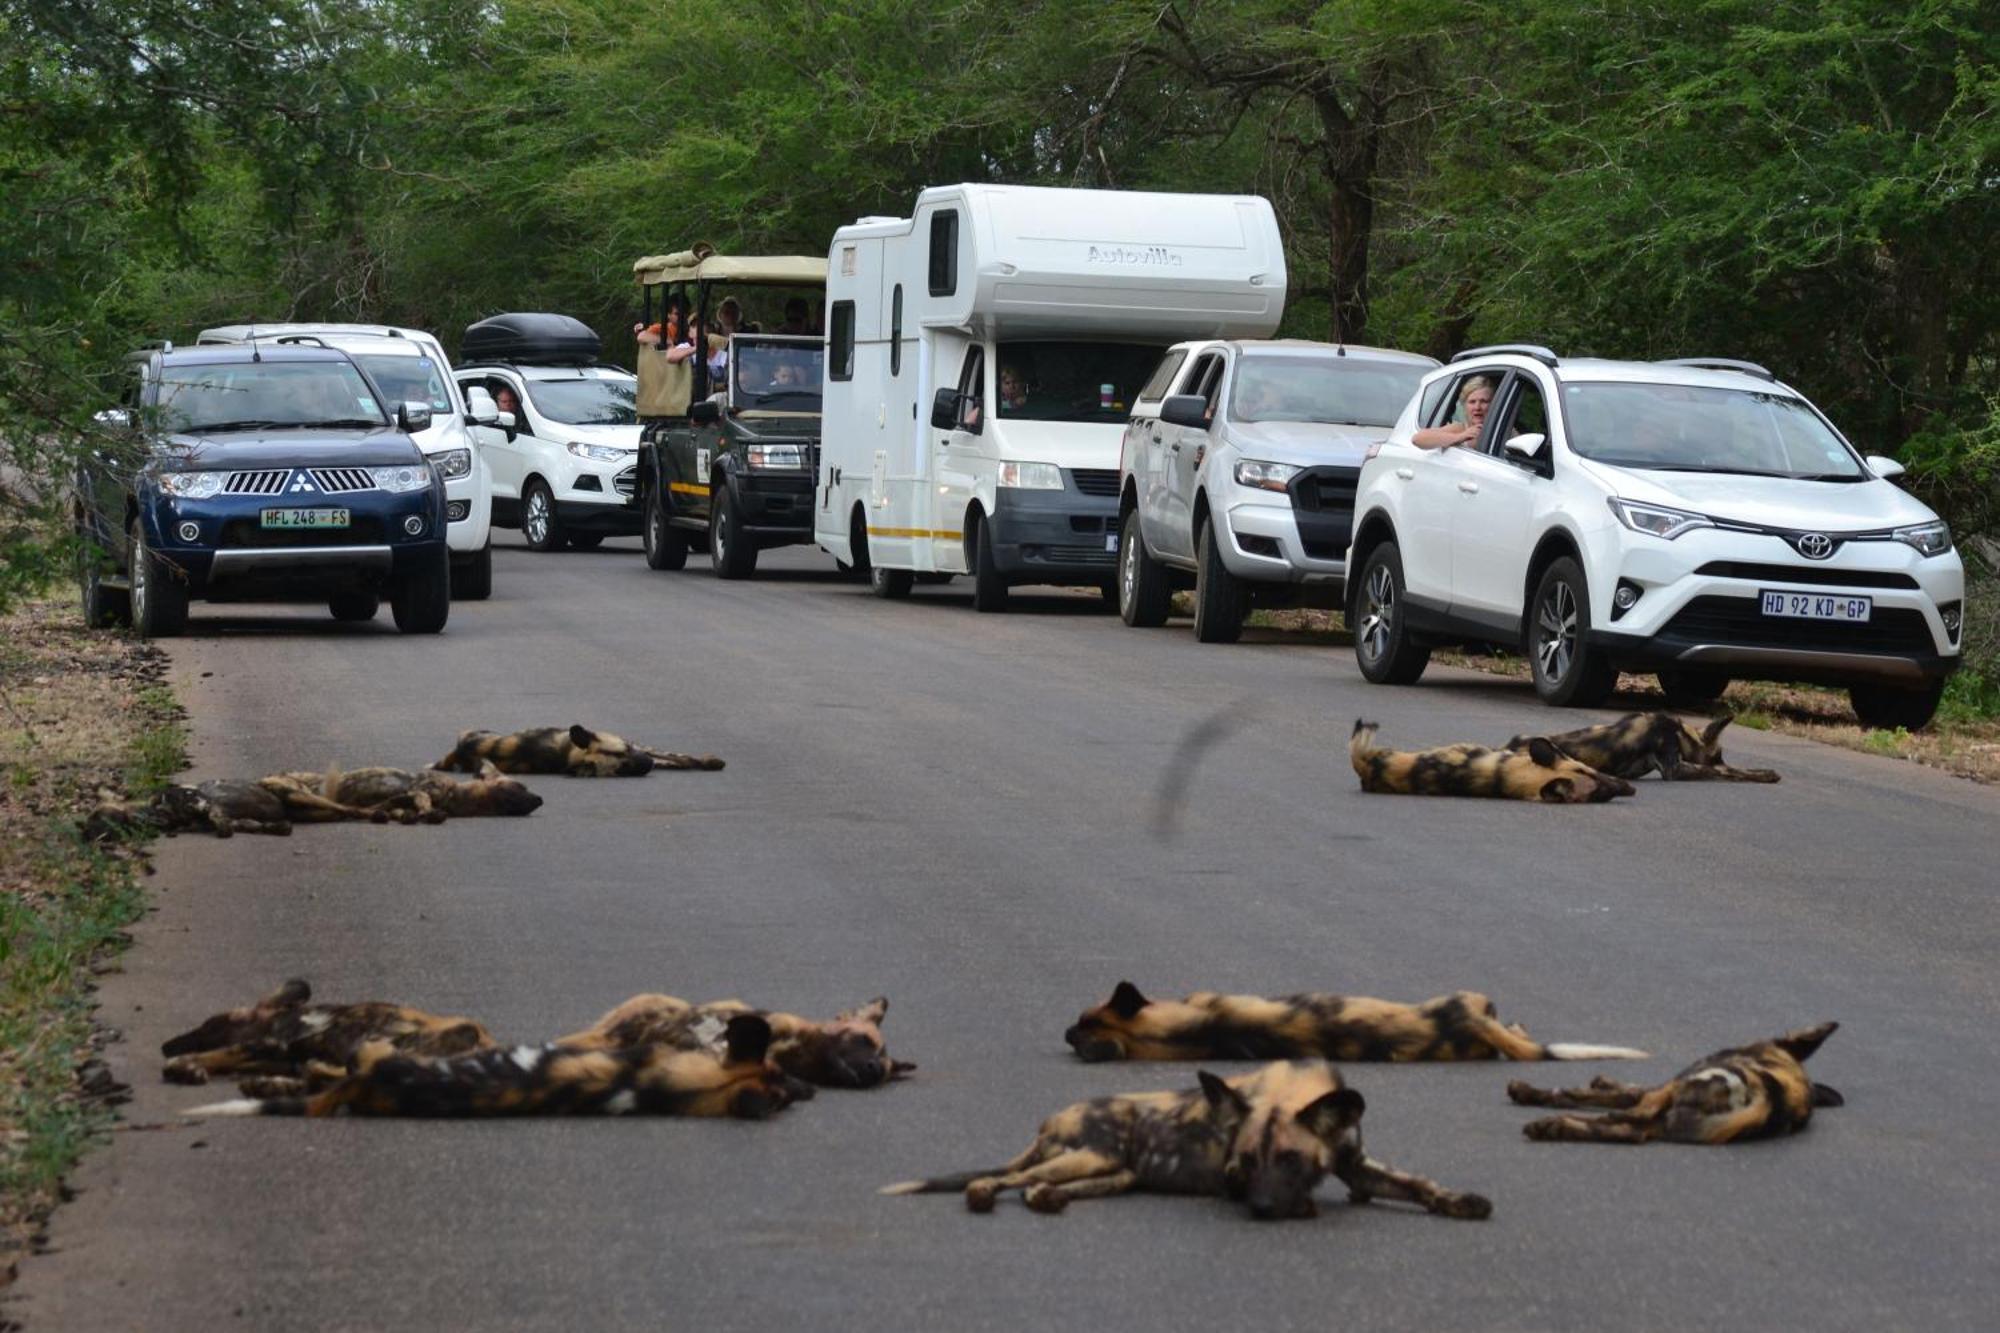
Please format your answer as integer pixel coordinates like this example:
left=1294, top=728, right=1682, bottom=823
left=461, top=312, right=601, bottom=366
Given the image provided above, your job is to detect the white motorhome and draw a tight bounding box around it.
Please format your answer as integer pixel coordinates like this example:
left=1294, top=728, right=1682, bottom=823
left=815, top=184, right=1287, bottom=609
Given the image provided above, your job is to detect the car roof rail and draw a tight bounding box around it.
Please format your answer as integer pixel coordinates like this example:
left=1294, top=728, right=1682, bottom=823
left=1657, top=357, right=1774, bottom=381
left=273, top=334, right=331, bottom=348
left=1450, top=343, right=1558, bottom=368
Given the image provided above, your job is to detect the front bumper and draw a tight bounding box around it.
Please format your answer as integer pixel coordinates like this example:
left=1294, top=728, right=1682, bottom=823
left=989, top=482, right=1120, bottom=584
left=555, top=460, right=643, bottom=534
left=729, top=467, right=815, bottom=544
left=441, top=467, right=491, bottom=551
left=143, top=486, right=446, bottom=600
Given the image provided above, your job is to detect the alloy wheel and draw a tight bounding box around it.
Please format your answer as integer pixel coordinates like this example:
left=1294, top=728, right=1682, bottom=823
left=525, top=490, right=549, bottom=546
left=1358, top=562, right=1395, bottom=665
left=1536, top=581, right=1577, bottom=683
left=1119, top=529, right=1137, bottom=610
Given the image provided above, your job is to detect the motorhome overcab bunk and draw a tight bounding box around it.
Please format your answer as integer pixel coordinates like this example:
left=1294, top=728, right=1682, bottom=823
left=815, top=183, right=1287, bottom=609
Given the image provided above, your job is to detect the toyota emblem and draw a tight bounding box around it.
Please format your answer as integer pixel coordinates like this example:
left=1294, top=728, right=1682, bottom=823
left=1794, top=532, right=1834, bottom=560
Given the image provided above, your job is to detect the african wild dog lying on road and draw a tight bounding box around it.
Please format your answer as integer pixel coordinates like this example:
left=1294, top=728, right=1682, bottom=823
left=258, top=761, right=543, bottom=824
left=433, top=725, right=724, bottom=777
left=160, top=979, right=496, bottom=1092
left=1508, top=712, right=1779, bottom=783
left=186, top=1013, right=803, bottom=1120
left=1509, top=1022, right=1842, bottom=1145
left=83, top=780, right=294, bottom=841
left=883, top=1059, right=1492, bottom=1220
left=559, top=993, right=916, bottom=1089
left=1350, top=720, right=1635, bottom=802
left=1064, top=982, right=1647, bottom=1064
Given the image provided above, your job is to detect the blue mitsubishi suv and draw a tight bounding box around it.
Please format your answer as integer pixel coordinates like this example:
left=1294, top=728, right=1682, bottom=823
left=76, top=343, right=452, bottom=637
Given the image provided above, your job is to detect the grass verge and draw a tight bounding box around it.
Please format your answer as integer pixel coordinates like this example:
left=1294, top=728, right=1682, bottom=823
left=0, top=597, right=183, bottom=1284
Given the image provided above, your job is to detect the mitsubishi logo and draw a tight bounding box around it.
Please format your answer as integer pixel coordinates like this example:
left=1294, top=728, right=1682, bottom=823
left=1793, top=532, right=1835, bottom=560
left=290, top=471, right=317, bottom=493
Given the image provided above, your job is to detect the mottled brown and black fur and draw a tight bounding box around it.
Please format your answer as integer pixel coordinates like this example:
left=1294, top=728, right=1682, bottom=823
left=1350, top=720, right=1635, bottom=803
left=432, top=725, right=723, bottom=777
left=1508, top=712, right=1779, bottom=783
left=160, top=979, right=495, bottom=1091
left=83, top=780, right=294, bottom=841
left=883, top=1060, right=1491, bottom=1221
left=1509, top=1022, right=1842, bottom=1145
left=258, top=761, right=543, bottom=824
left=559, top=993, right=915, bottom=1089
left=187, top=1013, right=801, bottom=1121
left=1064, top=982, right=1647, bottom=1064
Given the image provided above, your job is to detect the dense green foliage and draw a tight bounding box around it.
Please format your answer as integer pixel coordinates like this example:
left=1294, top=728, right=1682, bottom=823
left=3, top=0, right=1995, bottom=605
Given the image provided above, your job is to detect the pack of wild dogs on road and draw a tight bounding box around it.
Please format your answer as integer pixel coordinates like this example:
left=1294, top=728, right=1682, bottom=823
left=148, top=708, right=1820, bottom=1222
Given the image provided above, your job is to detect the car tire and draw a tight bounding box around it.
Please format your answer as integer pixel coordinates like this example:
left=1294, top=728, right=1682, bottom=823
left=643, top=490, right=688, bottom=570
left=390, top=553, right=451, bottom=634
left=79, top=538, right=131, bottom=629
left=452, top=542, right=493, bottom=600
left=328, top=590, right=380, bottom=622
left=1352, top=541, right=1430, bottom=685
left=128, top=518, right=188, bottom=639
left=710, top=487, right=758, bottom=579
left=566, top=532, right=605, bottom=552
left=1849, top=680, right=1945, bottom=732
left=1656, top=668, right=1729, bottom=707
left=1192, top=519, right=1246, bottom=644
left=522, top=479, right=563, bottom=553
left=870, top=564, right=913, bottom=599
left=971, top=513, right=1009, bottom=613
left=1117, top=509, right=1171, bottom=628
left=1529, top=557, right=1617, bottom=707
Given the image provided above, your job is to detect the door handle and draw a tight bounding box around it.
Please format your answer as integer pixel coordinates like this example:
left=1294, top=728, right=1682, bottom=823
left=1394, top=467, right=1414, bottom=480
left=1169, top=441, right=1181, bottom=452
left=1458, top=480, right=1480, bottom=494
left=1151, top=433, right=1162, bottom=444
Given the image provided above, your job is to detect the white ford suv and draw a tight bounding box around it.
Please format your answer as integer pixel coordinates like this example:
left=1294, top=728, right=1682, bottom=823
left=1348, top=346, right=1964, bottom=729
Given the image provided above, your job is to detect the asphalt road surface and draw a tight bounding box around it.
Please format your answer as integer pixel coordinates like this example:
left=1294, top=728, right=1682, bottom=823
left=16, top=539, right=2000, bottom=1331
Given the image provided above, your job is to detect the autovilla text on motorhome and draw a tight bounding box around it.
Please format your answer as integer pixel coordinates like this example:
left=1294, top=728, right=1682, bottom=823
left=1086, top=245, right=1184, bottom=266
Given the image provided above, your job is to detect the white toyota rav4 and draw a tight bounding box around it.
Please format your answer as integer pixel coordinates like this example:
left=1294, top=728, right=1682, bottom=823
left=1348, top=346, right=1964, bottom=729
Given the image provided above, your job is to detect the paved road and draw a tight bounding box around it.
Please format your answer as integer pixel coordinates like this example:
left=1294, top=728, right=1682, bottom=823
left=16, top=540, right=2000, bottom=1331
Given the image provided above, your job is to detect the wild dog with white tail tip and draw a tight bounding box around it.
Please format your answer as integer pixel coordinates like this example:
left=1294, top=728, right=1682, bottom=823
left=883, top=1059, right=1491, bottom=1220
left=1350, top=720, right=1635, bottom=802
left=1508, top=712, right=1779, bottom=783
left=1510, top=1022, right=1842, bottom=1145
left=1064, top=982, right=1647, bottom=1064
left=433, top=725, right=723, bottom=777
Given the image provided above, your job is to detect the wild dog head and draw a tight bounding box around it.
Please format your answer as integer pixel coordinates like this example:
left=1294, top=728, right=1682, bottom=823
left=161, top=979, right=312, bottom=1057
left=564, top=725, right=654, bottom=777
left=1064, top=981, right=1191, bottom=1061
left=1509, top=736, right=1635, bottom=803
left=431, top=761, right=545, bottom=817
left=1211, top=1062, right=1366, bottom=1221
left=1672, top=714, right=1736, bottom=769
left=775, top=998, right=917, bottom=1089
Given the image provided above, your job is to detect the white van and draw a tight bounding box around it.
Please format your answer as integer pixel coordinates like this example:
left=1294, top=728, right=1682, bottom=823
left=814, top=184, right=1287, bottom=609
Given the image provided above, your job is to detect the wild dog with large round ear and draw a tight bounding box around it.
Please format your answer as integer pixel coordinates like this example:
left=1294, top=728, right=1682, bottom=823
left=1350, top=720, right=1636, bottom=802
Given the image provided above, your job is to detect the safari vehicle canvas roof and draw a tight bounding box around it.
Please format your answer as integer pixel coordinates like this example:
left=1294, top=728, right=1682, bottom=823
left=631, top=252, right=827, bottom=287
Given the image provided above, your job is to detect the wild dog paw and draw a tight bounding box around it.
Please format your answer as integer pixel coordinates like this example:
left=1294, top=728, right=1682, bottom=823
left=1522, top=1115, right=1577, bottom=1140
left=1438, top=1191, right=1493, bottom=1220
left=161, top=1059, right=209, bottom=1085
left=963, top=1180, right=999, bottom=1214
left=1023, top=1184, right=1069, bottom=1215
left=1505, top=1080, right=1548, bottom=1106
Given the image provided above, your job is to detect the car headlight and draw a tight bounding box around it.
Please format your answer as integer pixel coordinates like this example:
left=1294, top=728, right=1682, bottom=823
left=746, top=444, right=804, bottom=469
left=432, top=447, right=472, bottom=480
left=159, top=471, right=225, bottom=499
left=566, top=440, right=628, bottom=464
left=1607, top=497, right=1712, bottom=540
left=1893, top=520, right=1951, bottom=556
left=997, top=460, right=1064, bottom=490
left=370, top=464, right=433, bottom=493
left=1234, top=460, right=1299, bottom=493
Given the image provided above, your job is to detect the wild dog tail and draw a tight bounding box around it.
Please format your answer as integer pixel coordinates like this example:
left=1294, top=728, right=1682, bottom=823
left=645, top=749, right=726, bottom=771
left=1541, top=1042, right=1650, bottom=1061
left=879, top=1167, right=1018, bottom=1196
left=182, top=1096, right=307, bottom=1117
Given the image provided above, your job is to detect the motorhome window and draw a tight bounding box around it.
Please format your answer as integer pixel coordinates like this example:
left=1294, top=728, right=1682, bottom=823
left=1137, top=350, right=1189, bottom=404
left=994, top=341, right=1166, bottom=423
left=1228, top=356, right=1429, bottom=428
left=154, top=361, right=387, bottom=432
left=890, top=286, right=903, bottom=376
left=732, top=338, right=825, bottom=411
left=955, top=346, right=984, bottom=431
left=928, top=211, right=959, bottom=296
left=829, top=301, right=856, bottom=381
left=523, top=373, right=639, bottom=427
left=351, top=354, right=454, bottom=415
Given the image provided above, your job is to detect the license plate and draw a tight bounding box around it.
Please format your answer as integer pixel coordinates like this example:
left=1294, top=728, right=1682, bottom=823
left=1760, top=589, right=1870, bottom=623
left=1104, top=532, right=1119, bottom=553
left=261, top=507, right=350, bottom=530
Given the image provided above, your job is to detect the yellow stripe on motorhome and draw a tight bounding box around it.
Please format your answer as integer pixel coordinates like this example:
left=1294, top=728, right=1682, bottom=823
left=866, top=526, right=962, bottom=540
left=669, top=482, right=711, bottom=498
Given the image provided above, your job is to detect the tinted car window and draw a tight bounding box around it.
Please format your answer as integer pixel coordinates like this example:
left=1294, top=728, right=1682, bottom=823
left=154, top=361, right=386, bottom=431
left=995, top=341, right=1165, bottom=423
left=1229, top=356, right=1426, bottom=428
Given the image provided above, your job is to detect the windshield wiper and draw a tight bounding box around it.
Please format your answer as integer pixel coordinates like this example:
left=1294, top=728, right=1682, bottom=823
left=316, top=418, right=387, bottom=430
left=191, top=419, right=290, bottom=433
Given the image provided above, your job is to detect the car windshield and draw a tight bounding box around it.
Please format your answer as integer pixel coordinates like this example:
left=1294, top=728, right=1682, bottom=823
left=154, top=361, right=387, bottom=432
left=525, top=374, right=639, bottom=426
left=1230, top=356, right=1426, bottom=427
left=996, top=341, right=1166, bottom=422
left=731, top=339, right=824, bottom=411
left=1562, top=382, right=1867, bottom=480
left=350, top=353, right=456, bottom=416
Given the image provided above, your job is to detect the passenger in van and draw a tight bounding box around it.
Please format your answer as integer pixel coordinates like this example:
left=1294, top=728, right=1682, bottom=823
left=635, top=300, right=698, bottom=364
left=998, top=365, right=1029, bottom=413
left=1412, top=375, right=1496, bottom=449
left=778, top=298, right=811, bottom=336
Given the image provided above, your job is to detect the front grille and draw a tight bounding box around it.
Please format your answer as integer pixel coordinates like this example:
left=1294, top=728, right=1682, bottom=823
left=1288, top=465, right=1362, bottom=514
left=309, top=467, right=377, bottom=494
left=1694, top=561, right=1919, bottom=590
left=613, top=466, right=637, bottom=499
left=223, top=470, right=288, bottom=495
left=1068, top=515, right=1111, bottom=534
left=1661, top=595, right=1935, bottom=655
left=1028, top=543, right=1118, bottom=567
left=219, top=517, right=387, bottom=549
left=1069, top=468, right=1120, bottom=497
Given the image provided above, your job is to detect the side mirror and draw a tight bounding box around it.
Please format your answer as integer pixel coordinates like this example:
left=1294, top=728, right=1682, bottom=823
left=398, top=401, right=434, bottom=433
left=1503, top=431, right=1547, bottom=458
left=463, top=386, right=498, bottom=426
left=930, top=388, right=962, bottom=431
left=93, top=407, right=132, bottom=429
left=689, top=399, right=721, bottom=425
left=496, top=410, right=517, bottom=431
left=1865, top=454, right=1905, bottom=480
left=1159, top=394, right=1211, bottom=430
